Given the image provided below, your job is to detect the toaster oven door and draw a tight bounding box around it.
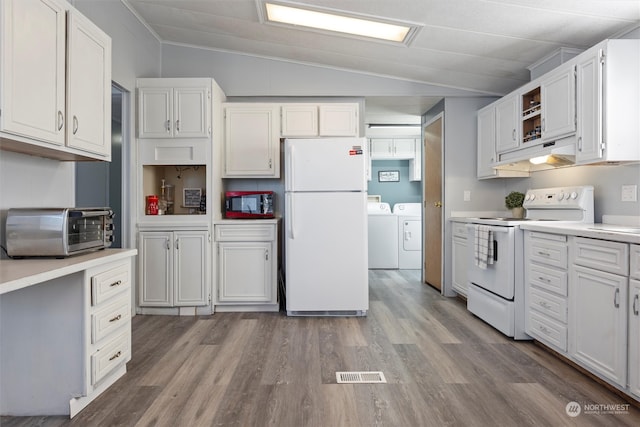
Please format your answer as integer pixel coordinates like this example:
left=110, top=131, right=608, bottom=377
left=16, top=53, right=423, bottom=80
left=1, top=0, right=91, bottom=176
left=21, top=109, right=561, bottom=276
left=67, top=210, right=111, bottom=253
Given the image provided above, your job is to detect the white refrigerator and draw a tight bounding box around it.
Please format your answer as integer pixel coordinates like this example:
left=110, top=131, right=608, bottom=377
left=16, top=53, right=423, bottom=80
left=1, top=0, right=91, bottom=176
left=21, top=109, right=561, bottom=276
left=285, top=137, right=368, bottom=316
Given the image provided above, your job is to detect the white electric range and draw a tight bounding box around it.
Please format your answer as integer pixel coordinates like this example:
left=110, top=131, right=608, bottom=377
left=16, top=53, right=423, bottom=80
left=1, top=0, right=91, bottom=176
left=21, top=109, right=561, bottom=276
left=464, top=186, right=594, bottom=339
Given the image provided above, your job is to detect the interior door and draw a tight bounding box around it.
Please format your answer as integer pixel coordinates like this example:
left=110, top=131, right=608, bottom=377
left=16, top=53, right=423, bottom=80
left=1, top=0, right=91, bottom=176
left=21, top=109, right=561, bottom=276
left=423, top=115, right=443, bottom=291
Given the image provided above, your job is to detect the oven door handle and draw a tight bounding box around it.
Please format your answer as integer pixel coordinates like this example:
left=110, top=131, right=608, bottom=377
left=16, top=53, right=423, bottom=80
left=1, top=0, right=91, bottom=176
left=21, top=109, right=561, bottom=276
left=464, top=224, right=511, bottom=233
left=493, top=240, right=498, bottom=262
left=69, top=209, right=113, bottom=218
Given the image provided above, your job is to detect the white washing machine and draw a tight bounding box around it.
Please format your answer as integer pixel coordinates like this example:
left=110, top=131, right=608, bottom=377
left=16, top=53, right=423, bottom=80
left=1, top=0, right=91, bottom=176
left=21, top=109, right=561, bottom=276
left=392, top=203, right=422, bottom=269
left=367, top=202, right=398, bottom=269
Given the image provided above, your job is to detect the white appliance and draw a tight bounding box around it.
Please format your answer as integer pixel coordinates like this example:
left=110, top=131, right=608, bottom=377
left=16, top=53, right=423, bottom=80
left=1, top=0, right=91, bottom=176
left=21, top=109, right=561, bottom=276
left=393, top=203, right=422, bottom=269
left=367, top=202, right=399, bottom=269
left=465, top=186, right=594, bottom=340
left=285, top=138, right=368, bottom=316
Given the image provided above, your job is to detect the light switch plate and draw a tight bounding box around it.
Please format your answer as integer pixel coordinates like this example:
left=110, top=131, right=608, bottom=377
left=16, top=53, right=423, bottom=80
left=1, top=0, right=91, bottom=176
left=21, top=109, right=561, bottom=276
left=463, top=190, right=471, bottom=202
left=621, top=184, right=637, bottom=202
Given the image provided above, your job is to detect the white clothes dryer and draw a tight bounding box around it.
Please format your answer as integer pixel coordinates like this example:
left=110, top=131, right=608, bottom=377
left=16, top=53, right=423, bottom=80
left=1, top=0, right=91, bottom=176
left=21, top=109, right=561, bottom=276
left=392, top=203, right=422, bottom=269
left=367, top=202, right=398, bottom=269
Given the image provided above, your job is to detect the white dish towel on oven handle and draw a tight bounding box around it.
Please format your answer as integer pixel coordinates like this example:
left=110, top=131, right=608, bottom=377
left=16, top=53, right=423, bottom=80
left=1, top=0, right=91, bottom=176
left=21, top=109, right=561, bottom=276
left=474, top=224, right=494, bottom=269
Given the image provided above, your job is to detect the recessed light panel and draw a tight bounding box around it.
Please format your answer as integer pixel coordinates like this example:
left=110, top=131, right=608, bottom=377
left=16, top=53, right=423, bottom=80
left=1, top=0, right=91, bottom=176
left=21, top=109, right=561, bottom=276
left=260, top=1, right=421, bottom=45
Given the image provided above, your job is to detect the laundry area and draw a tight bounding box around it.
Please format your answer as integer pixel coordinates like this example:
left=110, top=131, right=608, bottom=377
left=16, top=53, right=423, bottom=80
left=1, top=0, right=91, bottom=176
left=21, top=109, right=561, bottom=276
left=366, top=126, right=423, bottom=270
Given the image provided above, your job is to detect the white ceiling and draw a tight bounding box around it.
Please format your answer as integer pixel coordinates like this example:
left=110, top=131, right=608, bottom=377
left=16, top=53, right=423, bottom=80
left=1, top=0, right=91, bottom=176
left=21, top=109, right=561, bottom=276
left=124, top=0, right=639, bottom=119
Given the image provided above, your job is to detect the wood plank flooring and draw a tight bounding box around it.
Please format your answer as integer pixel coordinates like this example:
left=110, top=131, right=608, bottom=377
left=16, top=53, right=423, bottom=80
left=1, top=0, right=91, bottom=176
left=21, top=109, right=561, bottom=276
left=3, top=269, right=640, bottom=426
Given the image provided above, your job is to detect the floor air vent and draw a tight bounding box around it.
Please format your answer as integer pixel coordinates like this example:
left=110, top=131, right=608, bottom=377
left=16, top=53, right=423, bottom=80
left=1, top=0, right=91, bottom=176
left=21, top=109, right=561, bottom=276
left=336, top=371, right=387, bottom=384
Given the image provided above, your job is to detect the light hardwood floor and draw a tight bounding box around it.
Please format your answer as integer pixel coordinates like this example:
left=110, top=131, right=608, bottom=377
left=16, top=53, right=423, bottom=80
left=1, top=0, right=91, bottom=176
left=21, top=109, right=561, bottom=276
left=3, top=269, right=640, bottom=426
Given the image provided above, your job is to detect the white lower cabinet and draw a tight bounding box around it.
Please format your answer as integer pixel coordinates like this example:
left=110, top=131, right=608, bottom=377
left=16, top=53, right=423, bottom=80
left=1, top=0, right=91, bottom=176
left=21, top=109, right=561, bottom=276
left=629, top=244, right=640, bottom=398
left=215, top=222, right=279, bottom=310
left=525, top=231, right=569, bottom=353
left=139, top=230, right=209, bottom=307
left=569, top=237, right=629, bottom=388
left=451, top=221, right=468, bottom=296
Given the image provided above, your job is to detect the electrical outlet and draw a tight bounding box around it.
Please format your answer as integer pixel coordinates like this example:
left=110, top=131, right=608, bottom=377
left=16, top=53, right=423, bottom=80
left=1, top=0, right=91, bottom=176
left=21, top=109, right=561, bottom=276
left=463, top=190, right=471, bottom=202
left=621, top=184, right=637, bottom=202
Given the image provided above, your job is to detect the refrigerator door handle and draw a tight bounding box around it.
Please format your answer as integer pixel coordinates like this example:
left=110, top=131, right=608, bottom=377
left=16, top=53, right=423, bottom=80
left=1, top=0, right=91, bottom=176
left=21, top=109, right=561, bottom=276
left=287, top=144, right=295, bottom=192
left=288, top=193, right=295, bottom=239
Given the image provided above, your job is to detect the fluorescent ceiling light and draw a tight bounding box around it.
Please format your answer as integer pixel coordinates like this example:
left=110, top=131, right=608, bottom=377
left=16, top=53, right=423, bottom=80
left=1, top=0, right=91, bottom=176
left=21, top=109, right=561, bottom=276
left=261, top=2, right=420, bottom=45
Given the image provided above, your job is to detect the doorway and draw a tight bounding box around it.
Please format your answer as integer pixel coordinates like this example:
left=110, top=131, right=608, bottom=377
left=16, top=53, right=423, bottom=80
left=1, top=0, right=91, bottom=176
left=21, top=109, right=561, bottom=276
left=75, top=83, right=129, bottom=248
left=423, top=114, right=443, bottom=291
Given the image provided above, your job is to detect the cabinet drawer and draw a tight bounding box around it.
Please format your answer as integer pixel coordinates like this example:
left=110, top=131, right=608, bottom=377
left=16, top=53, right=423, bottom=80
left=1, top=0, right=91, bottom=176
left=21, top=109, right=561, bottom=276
left=215, top=224, right=275, bottom=241
left=528, top=233, right=568, bottom=269
left=92, top=295, right=131, bottom=344
left=631, top=244, right=640, bottom=280
left=572, top=237, right=629, bottom=276
left=528, top=310, right=567, bottom=352
left=528, top=262, right=568, bottom=296
left=529, top=287, right=567, bottom=322
left=452, top=222, right=467, bottom=238
left=91, top=330, right=131, bottom=385
left=91, top=262, right=131, bottom=306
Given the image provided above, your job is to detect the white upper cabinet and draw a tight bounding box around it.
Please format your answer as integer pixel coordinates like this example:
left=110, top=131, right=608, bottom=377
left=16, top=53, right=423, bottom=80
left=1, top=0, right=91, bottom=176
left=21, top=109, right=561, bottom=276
left=318, top=103, right=359, bottom=136
left=495, top=93, right=519, bottom=153
left=138, top=79, right=211, bottom=139
left=540, top=67, right=576, bottom=142
left=1, top=0, right=66, bottom=145
left=477, top=106, right=498, bottom=179
left=281, top=104, right=318, bottom=137
left=576, top=40, right=640, bottom=164
left=281, top=103, right=359, bottom=137
left=370, top=138, right=416, bottom=160
left=0, top=0, right=111, bottom=160
left=66, top=9, right=112, bottom=156
left=223, top=103, right=280, bottom=178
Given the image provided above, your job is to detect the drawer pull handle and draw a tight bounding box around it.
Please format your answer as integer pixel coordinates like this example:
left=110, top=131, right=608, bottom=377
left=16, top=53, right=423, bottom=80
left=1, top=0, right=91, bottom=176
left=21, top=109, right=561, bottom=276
left=539, top=325, right=549, bottom=334
left=109, top=314, right=122, bottom=323
left=109, top=351, right=122, bottom=361
left=634, top=294, right=639, bottom=316
left=538, top=276, right=551, bottom=283
left=614, top=288, right=620, bottom=308
left=538, top=301, right=550, bottom=309
left=537, top=251, right=550, bottom=257
left=110, top=280, right=122, bottom=288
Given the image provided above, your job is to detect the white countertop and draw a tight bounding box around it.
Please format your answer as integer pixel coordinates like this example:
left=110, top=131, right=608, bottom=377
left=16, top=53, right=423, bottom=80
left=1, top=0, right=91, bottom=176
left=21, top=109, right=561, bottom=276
left=214, top=217, right=280, bottom=225
left=518, top=223, right=640, bottom=245
left=0, top=248, right=137, bottom=296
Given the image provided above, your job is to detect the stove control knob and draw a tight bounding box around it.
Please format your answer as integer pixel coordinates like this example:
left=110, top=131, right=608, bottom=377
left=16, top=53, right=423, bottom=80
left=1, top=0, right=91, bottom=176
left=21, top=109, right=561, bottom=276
left=570, top=191, right=578, bottom=199
left=558, top=193, right=565, bottom=200
left=529, top=194, right=536, bottom=201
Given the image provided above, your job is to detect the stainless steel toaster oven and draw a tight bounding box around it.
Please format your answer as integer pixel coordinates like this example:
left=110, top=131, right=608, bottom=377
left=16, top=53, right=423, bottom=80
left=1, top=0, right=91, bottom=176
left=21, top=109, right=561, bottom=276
left=5, top=208, right=115, bottom=257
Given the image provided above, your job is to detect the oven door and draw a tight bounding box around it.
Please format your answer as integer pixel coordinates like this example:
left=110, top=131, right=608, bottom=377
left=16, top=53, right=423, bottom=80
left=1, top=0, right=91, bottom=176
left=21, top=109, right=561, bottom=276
left=466, top=224, right=515, bottom=299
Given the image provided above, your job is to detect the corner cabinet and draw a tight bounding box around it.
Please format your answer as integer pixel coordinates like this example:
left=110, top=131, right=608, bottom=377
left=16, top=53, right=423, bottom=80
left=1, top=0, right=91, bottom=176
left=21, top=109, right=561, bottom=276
left=575, top=39, right=640, bottom=164
left=0, top=0, right=112, bottom=161
left=138, top=230, right=210, bottom=308
left=214, top=221, right=279, bottom=311
left=137, top=80, right=211, bottom=139
left=223, top=103, right=280, bottom=178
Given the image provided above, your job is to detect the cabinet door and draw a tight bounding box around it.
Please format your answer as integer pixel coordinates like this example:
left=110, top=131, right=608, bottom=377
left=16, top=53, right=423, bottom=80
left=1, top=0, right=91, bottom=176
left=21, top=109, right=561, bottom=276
left=569, top=264, right=627, bottom=387
left=541, top=68, right=576, bottom=142
left=369, top=139, right=393, bottom=159
left=393, top=138, right=416, bottom=159
left=174, top=87, right=210, bottom=138
left=223, top=105, right=280, bottom=177
left=0, top=0, right=66, bottom=145
left=138, top=87, right=173, bottom=138
left=409, top=138, right=421, bottom=181
left=217, top=242, right=273, bottom=303
left=575, top=48, right=603, bottom=163
left=66, top=9, right=111, bottom=157
left=630, top=279, right=640, bottom=399
left=477, top=106, right=497, bottom=179
left=495, top=94, right=519, bottom=153
left=139, top=232, right=173, bottom=306
left=281, top=104, right=318, bottom=137
left=174, top=231, right=208, bottom=306
left=318, top=104, right=358, bottom=136
left=452, top=235, right=468, bottom=296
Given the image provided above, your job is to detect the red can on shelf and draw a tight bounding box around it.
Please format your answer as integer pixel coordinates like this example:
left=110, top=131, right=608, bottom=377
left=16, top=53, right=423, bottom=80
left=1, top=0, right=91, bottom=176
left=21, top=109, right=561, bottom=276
left=146, top=195, right=159, bottom=215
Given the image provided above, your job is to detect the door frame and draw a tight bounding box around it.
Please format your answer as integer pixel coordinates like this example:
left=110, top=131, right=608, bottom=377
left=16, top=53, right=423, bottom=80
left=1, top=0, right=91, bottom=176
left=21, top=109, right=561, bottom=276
left=422, top=112, right=444, bottom=293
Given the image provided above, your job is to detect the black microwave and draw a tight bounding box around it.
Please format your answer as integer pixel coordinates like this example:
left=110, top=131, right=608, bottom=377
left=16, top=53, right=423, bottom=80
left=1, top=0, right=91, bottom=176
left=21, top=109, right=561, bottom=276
left=224, top=191, right=274, bottom=219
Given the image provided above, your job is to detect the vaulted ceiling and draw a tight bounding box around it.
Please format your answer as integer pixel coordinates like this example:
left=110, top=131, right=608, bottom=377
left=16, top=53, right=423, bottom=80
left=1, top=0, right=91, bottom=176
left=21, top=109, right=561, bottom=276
left=124, top=0, right=639, bottom=117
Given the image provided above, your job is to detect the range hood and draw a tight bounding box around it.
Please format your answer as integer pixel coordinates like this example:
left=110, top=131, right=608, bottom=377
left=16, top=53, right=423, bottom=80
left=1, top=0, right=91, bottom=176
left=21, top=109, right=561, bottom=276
left=494, top=137, right=576, bottom=173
